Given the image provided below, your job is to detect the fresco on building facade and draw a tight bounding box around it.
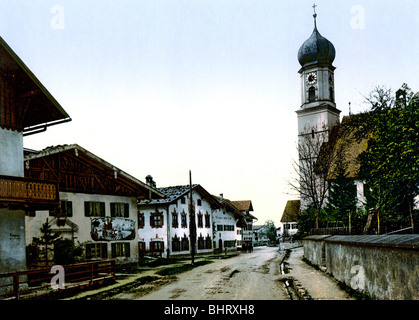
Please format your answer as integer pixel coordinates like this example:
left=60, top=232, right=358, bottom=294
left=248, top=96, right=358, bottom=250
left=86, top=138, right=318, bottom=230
left=91, top=217, right=135, bottom=241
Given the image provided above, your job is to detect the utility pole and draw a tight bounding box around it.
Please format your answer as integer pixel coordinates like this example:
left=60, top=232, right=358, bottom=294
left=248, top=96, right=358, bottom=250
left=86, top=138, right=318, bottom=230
left=189, top=170, right=196, bottom=265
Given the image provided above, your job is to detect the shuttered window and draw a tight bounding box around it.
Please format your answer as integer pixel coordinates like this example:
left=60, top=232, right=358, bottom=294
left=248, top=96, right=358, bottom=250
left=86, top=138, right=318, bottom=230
left=84, top=201, right=105, bottom=217
left=111, top=243, right=130, bottom=258
left=110, top=202, right=129, bottom=217
left=86, top=243, right=108, bottom=259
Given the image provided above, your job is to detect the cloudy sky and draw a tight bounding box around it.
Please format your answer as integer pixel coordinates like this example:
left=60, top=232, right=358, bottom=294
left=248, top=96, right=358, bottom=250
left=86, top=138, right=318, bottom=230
left=1, top=0, right=418, bottom=226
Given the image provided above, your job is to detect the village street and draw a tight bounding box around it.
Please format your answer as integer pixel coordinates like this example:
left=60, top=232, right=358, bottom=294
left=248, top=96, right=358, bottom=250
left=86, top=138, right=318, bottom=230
left=138, top=246, right=289, bottom=300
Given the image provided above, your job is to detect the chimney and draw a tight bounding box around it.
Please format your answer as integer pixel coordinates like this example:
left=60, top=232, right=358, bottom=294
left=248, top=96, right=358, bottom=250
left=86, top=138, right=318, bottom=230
left=219, top=193, right=223, bottom=200
left=145, top=175, right=156, bottom=188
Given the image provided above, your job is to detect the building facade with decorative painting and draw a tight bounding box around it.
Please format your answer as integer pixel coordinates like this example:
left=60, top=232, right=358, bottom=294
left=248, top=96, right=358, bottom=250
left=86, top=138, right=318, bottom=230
left=138, top=182, right=220, bottom=258
left=24, top=144, right=164, bottom=264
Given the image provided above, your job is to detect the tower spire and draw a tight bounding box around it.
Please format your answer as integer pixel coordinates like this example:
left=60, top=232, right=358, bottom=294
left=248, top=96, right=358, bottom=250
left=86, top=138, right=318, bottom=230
left=312, top=3, right=318, bottom=29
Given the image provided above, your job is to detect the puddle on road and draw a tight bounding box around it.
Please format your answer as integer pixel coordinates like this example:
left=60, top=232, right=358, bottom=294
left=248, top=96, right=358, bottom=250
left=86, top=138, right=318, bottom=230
left=228, top=269, right=241, bottom=278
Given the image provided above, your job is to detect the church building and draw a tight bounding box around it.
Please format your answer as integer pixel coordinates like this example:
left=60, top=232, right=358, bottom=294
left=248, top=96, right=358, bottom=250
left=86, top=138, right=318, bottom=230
left=289, top=7, right=417, bottom=234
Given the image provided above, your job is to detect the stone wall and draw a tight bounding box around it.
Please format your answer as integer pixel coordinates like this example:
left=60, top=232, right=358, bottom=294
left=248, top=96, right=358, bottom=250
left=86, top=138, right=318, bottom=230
left=303, top=235, right=419, bottom=300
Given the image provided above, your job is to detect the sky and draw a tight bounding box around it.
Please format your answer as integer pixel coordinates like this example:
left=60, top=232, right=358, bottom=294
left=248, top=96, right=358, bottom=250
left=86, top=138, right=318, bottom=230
left=0, top=0, right=418, bottom=227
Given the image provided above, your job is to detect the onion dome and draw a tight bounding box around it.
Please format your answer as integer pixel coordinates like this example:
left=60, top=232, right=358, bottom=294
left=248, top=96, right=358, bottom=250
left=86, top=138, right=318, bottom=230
left=298, top=14, right=335, bottom=67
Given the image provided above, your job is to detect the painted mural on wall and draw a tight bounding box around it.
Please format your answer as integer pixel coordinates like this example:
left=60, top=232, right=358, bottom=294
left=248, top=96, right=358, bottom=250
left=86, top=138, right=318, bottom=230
left=91, top=217, right=135, bottom=241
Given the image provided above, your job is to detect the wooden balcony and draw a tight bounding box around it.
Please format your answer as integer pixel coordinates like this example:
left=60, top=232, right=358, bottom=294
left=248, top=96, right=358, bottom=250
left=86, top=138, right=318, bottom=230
left=0, top=175, right=59, bottom=209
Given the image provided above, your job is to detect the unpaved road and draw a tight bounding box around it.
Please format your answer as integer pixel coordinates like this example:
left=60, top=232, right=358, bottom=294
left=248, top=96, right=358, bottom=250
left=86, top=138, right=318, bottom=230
left=138, top=246, right=288, bottom=300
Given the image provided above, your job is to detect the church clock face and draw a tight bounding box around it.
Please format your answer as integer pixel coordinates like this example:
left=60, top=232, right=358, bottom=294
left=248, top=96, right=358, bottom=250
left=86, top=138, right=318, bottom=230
left=306, top=72, right=317, bottom=85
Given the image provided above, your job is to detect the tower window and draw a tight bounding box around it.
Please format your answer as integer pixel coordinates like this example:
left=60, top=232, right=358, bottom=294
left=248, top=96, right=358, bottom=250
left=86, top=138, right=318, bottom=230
left=308, top=86, right=316, bottom=102
left=311, top=129, right=315, bottom=139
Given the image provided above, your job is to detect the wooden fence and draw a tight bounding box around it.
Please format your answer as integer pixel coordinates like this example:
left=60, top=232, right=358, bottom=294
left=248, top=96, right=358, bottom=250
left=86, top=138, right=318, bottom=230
left=309, top=227, right=363, bottom=236
left=0, top=260, right=115, bottom=300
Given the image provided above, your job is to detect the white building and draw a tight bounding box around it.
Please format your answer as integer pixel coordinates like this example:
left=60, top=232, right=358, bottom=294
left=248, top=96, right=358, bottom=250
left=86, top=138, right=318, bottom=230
left=231, top=200, right=257, bottom=251
left=212, top=195, right=245, bottom=252
left=138, top=182, right=220, bottom=258
left=24, top=145, right=164, bottom=264
left=252, top=225, right=270, bottom=246
left=279, top=200, right=300, bottom=238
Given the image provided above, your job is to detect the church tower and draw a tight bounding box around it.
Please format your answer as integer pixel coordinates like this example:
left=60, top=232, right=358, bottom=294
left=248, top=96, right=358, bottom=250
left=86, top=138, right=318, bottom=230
left=296, top=7, right=341, bottom=139
left=295, top=6, right=341, bottom=213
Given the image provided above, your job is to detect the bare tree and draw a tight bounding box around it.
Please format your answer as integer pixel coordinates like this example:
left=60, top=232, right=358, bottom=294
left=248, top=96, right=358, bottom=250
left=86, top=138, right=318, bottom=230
left=289, top=125, right=341, bottom=228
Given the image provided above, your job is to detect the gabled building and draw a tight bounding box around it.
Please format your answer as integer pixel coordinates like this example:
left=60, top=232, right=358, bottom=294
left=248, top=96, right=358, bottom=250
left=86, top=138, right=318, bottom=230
left=252, top=225, right=270, bottom=245
left=280, top=200, right=300, bottom=237
left=24, top=144, right=164, bottom=264
left=212, top=194, right=245, bottom=252
left=231, top=200, right=257, bottom=251
left=138, top=181, right=220, bottom=258
left=0, top=36, right=71, bottom=276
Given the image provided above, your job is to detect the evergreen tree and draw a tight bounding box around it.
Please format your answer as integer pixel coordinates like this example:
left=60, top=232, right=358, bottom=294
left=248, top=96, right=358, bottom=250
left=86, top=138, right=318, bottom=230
left=294, top=204, right=319, bottom=238
left=325, top=159, right=358, bottom=228
left=33, top=219, right=61, bottom=265
left=263, top=220, right=277, bottom=243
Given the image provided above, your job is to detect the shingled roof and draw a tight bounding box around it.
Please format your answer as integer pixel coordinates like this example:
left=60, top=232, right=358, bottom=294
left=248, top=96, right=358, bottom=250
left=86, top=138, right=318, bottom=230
left=326, top=114, right=369, bottom=180
left=281, top=200, right=300, bottom=223
left=139, top=184, right=220, bottom=209
left=213, top=196, right=245, bottom=220
left=231, top=200, right=257, bottom=220
left=231, top=200, right=253, bottom=212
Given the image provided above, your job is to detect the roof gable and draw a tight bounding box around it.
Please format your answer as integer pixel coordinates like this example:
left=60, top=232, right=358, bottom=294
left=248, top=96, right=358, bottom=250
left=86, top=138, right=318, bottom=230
left=326, top=113, right=369, bottom=180
left=139, top=184, right=220, bottom=209
left=231, top=200, right=253, bottom=212
left=213, top=196, right=245, bottom=220
left=24, top=144, right=164, bottom=199
left=0, top=36, right=71, bottom=132
left=281, top=200, right=300, bottom=223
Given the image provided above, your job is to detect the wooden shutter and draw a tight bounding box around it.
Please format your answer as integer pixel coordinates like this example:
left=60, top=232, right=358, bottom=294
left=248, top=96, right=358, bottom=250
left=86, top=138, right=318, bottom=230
left=84, top=202, right=90, bottom=217
left=100, top=202, right=105, bottom=217
left=125, top=243, right=130, bottom=257
left=67, top=201, right=73, bottom=217
left=110, top=203, right=115, bottom=217
left=102, top=243, right=108, bottom=258
left=111, top=243, right=116, bottom=258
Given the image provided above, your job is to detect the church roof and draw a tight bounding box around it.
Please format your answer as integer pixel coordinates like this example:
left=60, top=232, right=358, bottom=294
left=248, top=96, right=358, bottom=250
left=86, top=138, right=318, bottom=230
left=325, top=113, right=370, bottom=180
left=298, top=15, right=336, bottom=67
